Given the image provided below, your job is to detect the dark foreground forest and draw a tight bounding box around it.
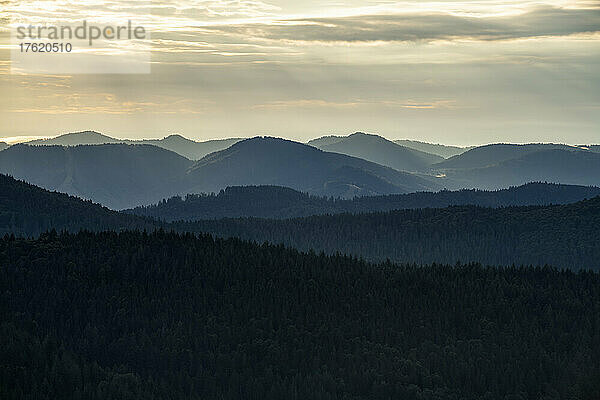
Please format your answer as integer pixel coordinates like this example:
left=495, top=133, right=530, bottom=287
left=1, top=231, right=599, bottom=400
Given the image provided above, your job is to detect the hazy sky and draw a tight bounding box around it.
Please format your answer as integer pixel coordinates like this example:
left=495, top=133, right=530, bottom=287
left=1, top=0, right=599, bottom=145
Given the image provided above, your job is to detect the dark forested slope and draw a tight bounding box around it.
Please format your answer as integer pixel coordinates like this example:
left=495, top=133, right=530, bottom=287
left=180, top=196, right=600, bottom=270
left=1, top=231, right=599, bottom=400
left=2, top=174, right=599, bottom=271
left=0, top=174, right=152, bottom=236
left=129, top=182, right=600, bottom=221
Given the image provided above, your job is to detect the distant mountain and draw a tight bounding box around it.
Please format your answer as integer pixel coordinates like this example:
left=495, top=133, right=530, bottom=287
left=28, top=131, right=243, bottom=160
left=179, top=196, right=600, bottom=270
left=0, top=174, right=151, bottom=236
left=435, top=143, right=584, bottom=169
left=0, top=142, right=8, bottom=151
left=395, top=139, right=473, bottom=159
left=28, top=130, right=120, bottom=146
left=0, top=144, right=193, bottom=209
left=186, top=137, right=441, bottom=198
left=129, top=182, right=600, bottom=221
left=445, top=149, right=600, bottom=190
left=135, top=135, right=242, bottom=160
left=308, top=132, right=443, bottom=172
left=306, top=135, right=345, bottom=148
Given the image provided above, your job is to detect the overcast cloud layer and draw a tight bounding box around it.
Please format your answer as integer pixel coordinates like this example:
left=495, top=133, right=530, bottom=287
left=1, top=0, right=599, bottom=145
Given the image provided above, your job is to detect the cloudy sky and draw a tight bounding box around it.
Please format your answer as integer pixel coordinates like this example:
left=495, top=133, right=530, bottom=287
left=0, top=0, right=599, bottom=145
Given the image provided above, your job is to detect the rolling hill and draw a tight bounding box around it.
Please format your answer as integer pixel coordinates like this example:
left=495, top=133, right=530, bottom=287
left=434, top=143, right=584, bottom=170
left=28, top=130, right=120, bottom=146
left=445, top=149, right=600, bottom=190
left=308, top=132, right=443, bottom=171
left=0, top=144, right=193, bottom=209
left=133, top=135, right=242, bottom=160
left=28, top=130, right=243, bottom=160
left=0, top=142, right=8, bottom=152
left=186, top=136, right=442, bottom=198
left=394, top=139, right=473, bottom=158
left=2, top=173, right=600, bottom=271
left=178, top=196, right=600, bottom=270
left=0, top=174, right=152, bottom=236
left=129, top=182, right=600, bottom=221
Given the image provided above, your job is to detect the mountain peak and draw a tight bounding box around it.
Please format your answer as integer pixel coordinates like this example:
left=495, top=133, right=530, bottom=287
left=161, top=134, right=195, bottom=143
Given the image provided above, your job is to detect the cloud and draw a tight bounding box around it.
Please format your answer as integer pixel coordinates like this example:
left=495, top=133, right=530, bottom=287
left=251, top=98, right=458, bottom=110
left=197, top=6, right=600, bottom=43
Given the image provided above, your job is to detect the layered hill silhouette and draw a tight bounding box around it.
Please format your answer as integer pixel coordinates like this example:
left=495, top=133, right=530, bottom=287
left=2, top=173, right=599, bottom=270
left=136, top=135, right=241, bottom=160
left=186, top=137, right=441, bottom=198
left=7, top=131, right=600, bottom=208
left=0, top=138, right=442, bottom=209
left=28, top=130, right=242, bottom=160
left=129, top=182, right=600, bottom=221
left=444, top=149, right=600, bottom=190
left=394, top=139, right=473, bottom=158
left=434, top=143, right=585, bottom=169
left=308, top=132, right=443, bottom=171
left=0, top=144, right=193, bottom=209
left=0, top=174, right=151, bottom=236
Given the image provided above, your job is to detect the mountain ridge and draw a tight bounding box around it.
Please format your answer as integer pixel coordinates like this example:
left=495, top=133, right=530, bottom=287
left=187, top=136, right=442, bottom=198
left=28, top=130, right=243, bottom=160
left=308, top=132, right=443, bottom=171
left=128, top=182, right=600, bottom=221
left=394, top=139, right=473, bottom=158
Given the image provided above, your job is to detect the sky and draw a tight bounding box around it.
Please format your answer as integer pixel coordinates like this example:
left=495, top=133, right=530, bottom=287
left=0, top=0, right=599, bottom=146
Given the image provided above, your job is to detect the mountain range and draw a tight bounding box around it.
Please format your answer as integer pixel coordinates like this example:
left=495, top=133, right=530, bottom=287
left=0, top=143, right=193, bottom=209
left=434, top=143, right=585, bottom=169
left=0, top=137, right=442, bottom=209
left=439, top=148, right=600, bottom=190
left=308, top=132, right=443, bottom=172
left=28, top=130, right=242, bottom=160
left=394, top=139, right=473, bottom=158
left=186, top=136, right=440, bottom=198
left=3, top=130, right=600, bottom=209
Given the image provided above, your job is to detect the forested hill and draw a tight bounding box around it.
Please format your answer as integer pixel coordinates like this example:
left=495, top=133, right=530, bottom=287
left=179, top=196, right=600, bottom=270
left=129, top=182, right=600, bottom=221
left=3, top=174, right=600, bottom=270
left=1, top=231, right=599, bottom=400
left=0, top=174, right=152, bottom=236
